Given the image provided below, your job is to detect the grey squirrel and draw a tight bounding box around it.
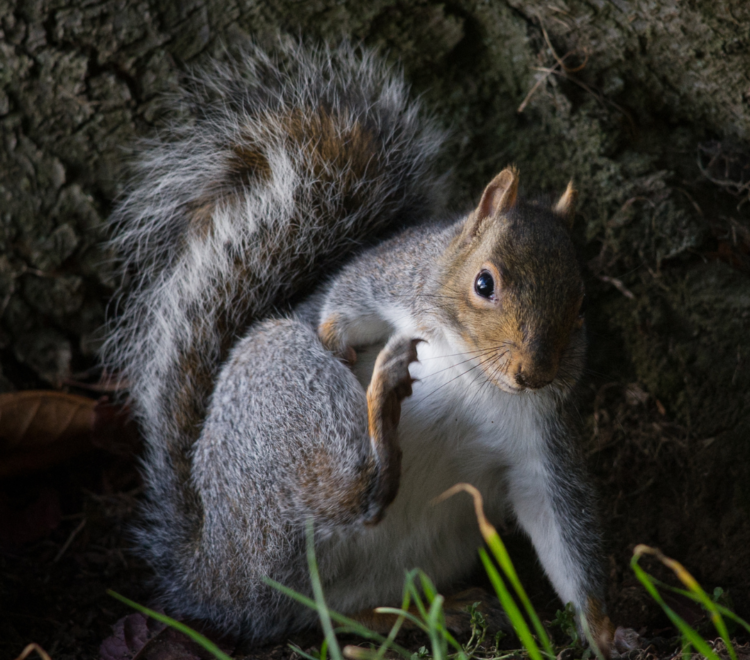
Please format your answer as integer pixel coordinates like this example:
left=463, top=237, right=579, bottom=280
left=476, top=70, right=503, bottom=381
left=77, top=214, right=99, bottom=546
left=103, top=41, right=613, bottom=650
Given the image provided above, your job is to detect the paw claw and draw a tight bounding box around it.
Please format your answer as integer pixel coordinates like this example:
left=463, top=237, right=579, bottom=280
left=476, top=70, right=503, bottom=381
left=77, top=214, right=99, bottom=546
left=370, top=335, right=421, bottom=404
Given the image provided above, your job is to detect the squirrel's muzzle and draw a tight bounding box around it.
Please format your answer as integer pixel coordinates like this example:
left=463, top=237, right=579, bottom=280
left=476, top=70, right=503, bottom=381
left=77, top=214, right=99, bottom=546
left=514, top=367, right=554, bottom=390
left=511, top=343, right=559, bottom=390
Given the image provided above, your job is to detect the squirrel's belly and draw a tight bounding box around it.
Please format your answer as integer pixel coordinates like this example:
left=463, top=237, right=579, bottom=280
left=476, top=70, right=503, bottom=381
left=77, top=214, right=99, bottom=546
left=320, top=340, right=512, bottom=613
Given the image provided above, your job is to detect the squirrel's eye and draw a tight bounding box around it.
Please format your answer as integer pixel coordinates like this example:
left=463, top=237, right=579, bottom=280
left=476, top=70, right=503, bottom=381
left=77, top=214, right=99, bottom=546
left=579, top=294, right=588, bottom=317
left=474, top=271, right=495, bottom=299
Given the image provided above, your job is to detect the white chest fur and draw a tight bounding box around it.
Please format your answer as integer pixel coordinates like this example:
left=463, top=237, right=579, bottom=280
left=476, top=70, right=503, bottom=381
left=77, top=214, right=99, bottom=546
left=319, top=334, right=554, bottom=612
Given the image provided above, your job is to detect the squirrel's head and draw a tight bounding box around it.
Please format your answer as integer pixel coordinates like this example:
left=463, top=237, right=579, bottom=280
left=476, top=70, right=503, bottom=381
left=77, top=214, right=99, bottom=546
left=440, top=167, right=586, bottom=394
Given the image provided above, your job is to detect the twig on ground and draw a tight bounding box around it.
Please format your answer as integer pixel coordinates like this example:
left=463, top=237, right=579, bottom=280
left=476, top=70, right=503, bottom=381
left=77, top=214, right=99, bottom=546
left=13, top=644, right=52, bottom=660
left=53, top=517, right=87, bottom=563
left=596, top=274, right=635, bottom=299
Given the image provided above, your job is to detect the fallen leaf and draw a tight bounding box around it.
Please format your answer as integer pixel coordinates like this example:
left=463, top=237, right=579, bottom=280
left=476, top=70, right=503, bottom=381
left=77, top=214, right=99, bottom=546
left=132, top=628, right=203, bottom=660
left=0, top=390, right=97, bottom=450
left=0, top=391, right=138, bottom=477
left=100, top=613, right=165, bottom=660
left=99, top=614, right=233, bottom=660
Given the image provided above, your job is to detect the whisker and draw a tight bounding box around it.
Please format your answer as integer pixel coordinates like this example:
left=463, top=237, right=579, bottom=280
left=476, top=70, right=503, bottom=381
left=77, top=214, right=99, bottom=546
left=475, top=354, right=504, bottom=400
left=417, top=342, right=512, bottom=361
left=417, top=347, right=505, bottom=381
left=421, top=352, right=501, bottom=401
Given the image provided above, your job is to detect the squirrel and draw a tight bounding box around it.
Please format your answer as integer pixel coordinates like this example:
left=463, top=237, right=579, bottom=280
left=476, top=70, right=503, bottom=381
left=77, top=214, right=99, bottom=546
left=103, top=41, right=614, bottom=651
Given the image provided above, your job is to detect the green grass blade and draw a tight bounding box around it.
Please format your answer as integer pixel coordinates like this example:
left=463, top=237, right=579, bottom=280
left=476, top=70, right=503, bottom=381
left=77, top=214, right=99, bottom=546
left=366, top=570, right=418, bottom=660
left=374, top=607, right=430, bottom=633
left=665, top=573, right=736, bottom=660
left=372, top=601, right=408, bottom=660
left=304, top=520, right=343, bottom=660
left=373, top=621, right=405, bottom=660
left=289, top=643, right=321, bottom=660
left=577, top=610, right=605, bottom=660
left=630, top=554, right=720, bottom=660
left=484, top=533, right=553, bottom=657
left=420, top=572, right=439, bottom=603
left=426, top=595, right=447, bottom=660
left=419, top=573, right=465, bottom=659
left=633, top=546, right=737, bottom=660
left=480, top=549, right=543, bottom=660
left=265, top=579, right=412, bottom=659
left=106, top=590, right=233, bottom=660
left=436, top=621, right=468, bottom=659
left=681, top=637, right=693, bottom=660
left=649, top=579, right=750, bottom=636
left=378, top=572, right=466, bottom=660
left=404, top=575, right=430, bottom=624
left=437, top=484, right=554, bottom=659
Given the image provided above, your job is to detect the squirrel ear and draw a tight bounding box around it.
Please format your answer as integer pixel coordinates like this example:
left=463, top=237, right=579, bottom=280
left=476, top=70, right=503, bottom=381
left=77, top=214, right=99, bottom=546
left=554, top=180, right=577, bottom=229
left=477, top=167, right=519, bottom=220
left=464, top=167, right=520, bottom=240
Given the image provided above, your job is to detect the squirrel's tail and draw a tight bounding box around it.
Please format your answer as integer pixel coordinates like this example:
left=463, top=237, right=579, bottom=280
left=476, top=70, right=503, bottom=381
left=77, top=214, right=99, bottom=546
left=101, top=40, right=446, bottom=616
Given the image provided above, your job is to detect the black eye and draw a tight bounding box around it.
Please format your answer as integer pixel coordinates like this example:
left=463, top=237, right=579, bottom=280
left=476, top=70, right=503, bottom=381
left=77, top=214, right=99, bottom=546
left=579, top=294, right=588, bottom=317
left=475, top=270, right=495, bottom=299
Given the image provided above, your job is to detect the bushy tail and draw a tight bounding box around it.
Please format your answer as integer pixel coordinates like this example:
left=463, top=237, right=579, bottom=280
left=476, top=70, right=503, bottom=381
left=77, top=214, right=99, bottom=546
left=101, top=41, right=446, bottom=590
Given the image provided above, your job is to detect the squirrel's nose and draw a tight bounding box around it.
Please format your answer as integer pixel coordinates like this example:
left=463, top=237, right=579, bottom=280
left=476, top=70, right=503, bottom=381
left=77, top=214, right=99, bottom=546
left=515, top=366, right=554, bottom=390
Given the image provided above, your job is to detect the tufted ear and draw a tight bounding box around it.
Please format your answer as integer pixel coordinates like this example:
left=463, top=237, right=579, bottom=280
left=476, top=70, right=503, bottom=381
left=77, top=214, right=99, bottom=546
left=554, top=180, right=577, bottom=229
left=463, top=167, right=519, bottom=241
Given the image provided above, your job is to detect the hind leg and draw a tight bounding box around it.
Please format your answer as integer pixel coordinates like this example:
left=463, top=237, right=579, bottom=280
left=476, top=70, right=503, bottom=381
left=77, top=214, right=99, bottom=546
left=188, top=318, right=419, bottom=636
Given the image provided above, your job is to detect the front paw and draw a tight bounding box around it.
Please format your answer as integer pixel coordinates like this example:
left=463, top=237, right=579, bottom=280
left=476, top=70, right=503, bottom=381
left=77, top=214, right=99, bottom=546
left=368, top=335, right=421, bottom=427
left=363, top=335, right=421, bottom=523
left=318, top=313, right=357, bottom=365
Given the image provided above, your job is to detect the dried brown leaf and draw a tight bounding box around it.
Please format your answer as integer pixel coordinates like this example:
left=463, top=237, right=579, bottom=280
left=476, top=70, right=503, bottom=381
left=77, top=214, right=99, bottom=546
left=0, top=390, right=97, bottom=450
left=99, top=614, right=230, bottom=660
left=100, top=613, right=165, bottom=660
left=0, top=390, right=96, bottom=477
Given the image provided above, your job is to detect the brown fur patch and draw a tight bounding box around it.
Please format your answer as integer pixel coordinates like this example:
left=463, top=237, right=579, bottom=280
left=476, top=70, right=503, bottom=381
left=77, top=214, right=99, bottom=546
left=228, top=142, right=272, bottom=186
left=318, top=313, right=344, bottom=353
left=185, top=198, right=216, bottom=240
left=587, top=596, right=615, bottom=658
left=283, top=106, right=380, bottom=210
left=180, top=104, right=381, bottom=288
left=172, top=350, right=213, bottom=442
left=297, top=450, right=375, bottom=524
